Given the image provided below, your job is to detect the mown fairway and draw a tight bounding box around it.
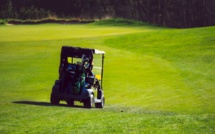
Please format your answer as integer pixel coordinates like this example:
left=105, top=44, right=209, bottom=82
left=0, top=22, right=214, bottom=133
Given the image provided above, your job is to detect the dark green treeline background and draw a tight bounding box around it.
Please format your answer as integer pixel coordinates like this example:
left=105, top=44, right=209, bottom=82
left=0, top=0, right=214, bottom=28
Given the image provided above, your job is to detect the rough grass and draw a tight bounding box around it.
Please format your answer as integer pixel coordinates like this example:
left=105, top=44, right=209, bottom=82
left=0, top=22, right=214, bottom=133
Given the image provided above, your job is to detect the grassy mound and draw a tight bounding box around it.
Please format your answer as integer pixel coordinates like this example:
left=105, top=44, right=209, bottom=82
left=0, top=22, right=214, bottom=133
left=4, top=18, right=94, bottom=25
left=94, top=18, right=150, bottom=26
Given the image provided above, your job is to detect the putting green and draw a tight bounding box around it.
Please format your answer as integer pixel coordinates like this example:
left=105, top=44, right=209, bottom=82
left=0, top=24, right=150, bottom=42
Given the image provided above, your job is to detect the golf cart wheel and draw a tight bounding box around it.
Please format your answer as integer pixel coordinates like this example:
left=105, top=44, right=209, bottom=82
left=50, top=94, right=60, bottom=105
left=52, top=85, right=60, bottom=94
left=55, top=80, right=60, bottom=85
left=95, top=97, right=105, bottom=108
left=84, top=94, right=94, bottom=108
left=66, top=99, right=74, bottom=106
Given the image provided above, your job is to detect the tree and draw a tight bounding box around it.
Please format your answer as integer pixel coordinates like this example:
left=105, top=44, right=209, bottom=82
left=0, top=0, right=214, bottom=27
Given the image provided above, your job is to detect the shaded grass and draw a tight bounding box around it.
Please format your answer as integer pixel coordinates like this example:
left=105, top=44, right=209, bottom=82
left=0, top=23, right=214, bottom=133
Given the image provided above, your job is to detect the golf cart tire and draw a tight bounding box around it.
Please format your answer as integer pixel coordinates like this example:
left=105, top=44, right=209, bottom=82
left=66, top=99, right=74, bottom=106
left=52, top=85, right=60, bottom=94
left=50, top=94, right=60, bottom=105
left=97, top=89, right=103, bottom=99
left=55, top=80, right=60, bottom=85
left=95, top=97, right=105, bottom=108
left=84, top=94, right=94, bottom=108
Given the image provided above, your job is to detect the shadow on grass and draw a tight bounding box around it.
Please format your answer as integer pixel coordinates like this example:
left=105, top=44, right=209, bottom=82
left=12, top=101, right=85, bottom=109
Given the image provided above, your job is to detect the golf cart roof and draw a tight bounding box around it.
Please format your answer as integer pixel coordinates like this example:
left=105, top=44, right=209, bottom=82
left=94, top=49, right=105, bottom=54
left=61, top=46, right=105, bottom=59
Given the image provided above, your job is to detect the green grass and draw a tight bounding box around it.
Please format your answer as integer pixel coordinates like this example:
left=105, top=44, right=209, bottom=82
left=0, top=21, right=214, bottom=133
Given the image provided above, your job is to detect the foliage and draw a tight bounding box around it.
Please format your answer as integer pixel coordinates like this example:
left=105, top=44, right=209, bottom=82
left=0, top=23, right=214, bottom=133
left=18, top=6, right=52, bottom=20
left=0, top=19, right=6, bottom=25
left=110, top=0, right=215, bottom=28
left=0, top=0, right=214, bottom=27
left=5, top=18, right=93, bottom=25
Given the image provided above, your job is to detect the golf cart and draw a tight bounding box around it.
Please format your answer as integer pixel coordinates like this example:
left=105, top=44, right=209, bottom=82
left=50, top=46, right=105, bottom=108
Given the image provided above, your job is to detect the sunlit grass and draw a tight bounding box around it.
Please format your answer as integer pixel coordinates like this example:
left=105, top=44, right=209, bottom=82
left=0, top=24, right=154, bottom=42
left=0, top=22, right=214, bottom=133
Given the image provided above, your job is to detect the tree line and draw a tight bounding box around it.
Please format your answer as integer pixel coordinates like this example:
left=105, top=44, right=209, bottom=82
left=0, top=0, right=214, bottom=28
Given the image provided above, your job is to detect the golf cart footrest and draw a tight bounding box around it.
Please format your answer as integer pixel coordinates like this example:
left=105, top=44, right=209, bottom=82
left=94, top=99, right=102, bottom=103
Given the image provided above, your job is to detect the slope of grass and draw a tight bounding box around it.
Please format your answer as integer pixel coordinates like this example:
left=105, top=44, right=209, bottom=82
left=0, top=24, right=150, bottom=42
left=0, top=22, right=214, bottom=133
left=103, top=26, right=215, bottom=113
